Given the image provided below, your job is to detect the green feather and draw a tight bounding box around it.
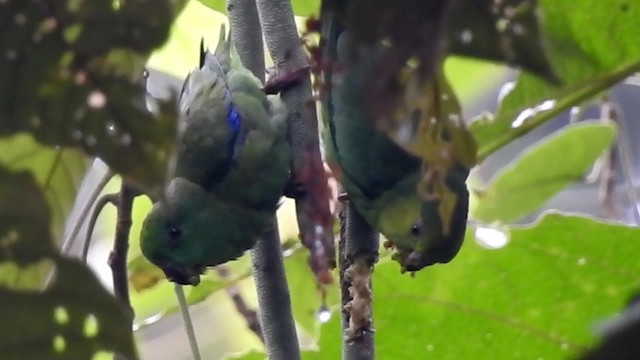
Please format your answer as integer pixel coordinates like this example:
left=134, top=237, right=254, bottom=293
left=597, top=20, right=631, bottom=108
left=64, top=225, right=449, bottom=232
left=140, top=178, right=269, bottom=285
left=322, top=20, right=470, bottom=272
left=140, top=25, right=291, bottom=285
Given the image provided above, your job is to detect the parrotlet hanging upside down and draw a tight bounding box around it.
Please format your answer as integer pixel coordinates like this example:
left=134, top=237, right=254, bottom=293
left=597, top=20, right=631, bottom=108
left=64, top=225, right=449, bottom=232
left=139, top=27, right=291, bottom=286
left=322, top=19, right=472, bottom=272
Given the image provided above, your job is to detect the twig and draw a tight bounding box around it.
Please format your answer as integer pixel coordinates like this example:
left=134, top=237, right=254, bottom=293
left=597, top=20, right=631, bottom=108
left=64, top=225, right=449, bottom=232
left=81, top=193, right=119, bottom=262
left=339, top=200, right=378, bottom=360
left=174, top=284, right=202, bottom=360
left=251, top=219, right=301, bottom=360
left=60, top=168, right=114, bottom=254
left=600, top=98, right=640, bottom=225
left=226, top=2, right=300, bottom=359
left=108, top=181, right=137, bottom=360
left=216, top=266, right=264, bottom=342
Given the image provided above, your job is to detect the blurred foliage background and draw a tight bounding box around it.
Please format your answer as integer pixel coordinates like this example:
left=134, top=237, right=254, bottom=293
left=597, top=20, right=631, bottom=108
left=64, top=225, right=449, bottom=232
left=2, top=0, right=640, bottom=359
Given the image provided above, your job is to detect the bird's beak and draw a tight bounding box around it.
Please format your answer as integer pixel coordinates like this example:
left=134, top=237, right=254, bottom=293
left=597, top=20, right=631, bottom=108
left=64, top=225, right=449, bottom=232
left=161, top=263, right=206, bottom=286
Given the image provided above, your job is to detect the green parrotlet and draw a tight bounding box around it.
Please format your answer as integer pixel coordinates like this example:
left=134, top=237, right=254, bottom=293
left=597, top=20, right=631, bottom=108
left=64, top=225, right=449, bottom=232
left=321, top=17, right=472, bottom=272
left=139, top=26, right=291, bottom=285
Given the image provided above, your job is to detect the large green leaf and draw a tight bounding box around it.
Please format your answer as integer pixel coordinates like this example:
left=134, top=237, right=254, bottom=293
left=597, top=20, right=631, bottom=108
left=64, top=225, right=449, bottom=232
left=226, top=351, right=267, bottom=360
left=0, top=134, right=88, bottom=241
left=449, top=0, right=557, bottom=82
left=130, top=268, right=248, bottom=329
left=307, top=213, right=640, bottom=359
left=0, top=167, right=55, bottom=267
left=470, top=0, right=640, bottom=160
left=470, top=121, right=616, bottom=223
left=0, top=166, right=136, bottom=359
left=0, top=0, right=186, bottom=194
left=0, top=134, right=88, bottom=287
left=0, top=257, right=137, bottom=360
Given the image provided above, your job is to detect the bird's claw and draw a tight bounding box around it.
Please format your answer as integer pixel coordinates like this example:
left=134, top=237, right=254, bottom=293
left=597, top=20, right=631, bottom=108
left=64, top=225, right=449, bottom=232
left=338, top=192, right=349, bottom=202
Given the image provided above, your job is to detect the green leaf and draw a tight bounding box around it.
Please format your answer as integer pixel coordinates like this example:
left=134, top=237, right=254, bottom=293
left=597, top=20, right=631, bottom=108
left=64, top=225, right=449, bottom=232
left=0, top=166, right=136, bottom=359
left=0, top=0, right=186, bottom=194
left=291, top=0, right=321, bottom=16
left=470, top=121, right=616, bottom=223
left=0, top=257, right=137, bottom=360
left=285, top=248, right=339, bottom=335
left=310, top=213, right=640, bottom=359
left=128, top=254, right=166, bottom=292
left=130, top=277, right=225, bottom=327
left=225, top=350, right=267, bottom=360
left=444, top=57, right=506, bottom=104
left=301, top=312, right=341, bottom=360
left=0, top=134, right=88, bottom=242
left=0, top=167, right=55, bottom=266
left=129, top=261, right=251, bottom=329
left=470, top=0, right=640, bottom=161
left=449, top=0, right=557, bottom=82
left=0, top=134, right=88, bottom=287
left=199, top=0, right=320, bottom=17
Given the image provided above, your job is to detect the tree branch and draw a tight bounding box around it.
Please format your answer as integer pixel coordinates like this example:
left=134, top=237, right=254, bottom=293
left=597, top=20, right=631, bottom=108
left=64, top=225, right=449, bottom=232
left=225, top=0, right=265, bottom=80
left=256, top=0, right=336, bottom=299
left=251, top=219, right=301, bottom=360
left=108, top=181, right=138, bottom=360
left=226, top=1, right=300, bottom=359
left=600, top=97, right=640, bottom=224
left=339, top=200, right=378, bottom=360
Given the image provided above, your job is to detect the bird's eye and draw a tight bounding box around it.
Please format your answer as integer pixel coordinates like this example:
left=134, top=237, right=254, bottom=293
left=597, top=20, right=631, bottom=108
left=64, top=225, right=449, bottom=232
left=410, top=223, right=421, bottom=237
left=167, top=226, right=181, bottom=248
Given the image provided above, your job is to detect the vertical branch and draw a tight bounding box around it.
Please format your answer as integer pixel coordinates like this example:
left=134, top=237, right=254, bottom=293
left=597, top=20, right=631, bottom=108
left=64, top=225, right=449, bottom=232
left=226, top=1, right=300, bottom=359
left=251, top=219, right=301, bottom=360
left=109, top=182, right=137, bottom=339
left=225, top=0, right=265, bottom=80
left=601, top=98, right=640, bottom=224
left=110, top=182, right=135, bottom=311
left=339, top=200, right=378, bottom=360
left=256, top=0, right=336, bottom=287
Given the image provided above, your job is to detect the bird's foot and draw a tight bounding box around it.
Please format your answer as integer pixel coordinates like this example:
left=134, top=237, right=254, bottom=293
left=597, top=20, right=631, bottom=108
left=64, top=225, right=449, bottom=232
left=283, top=179, right=307, bottom=199
left=264, top=65, right=312, bottom=95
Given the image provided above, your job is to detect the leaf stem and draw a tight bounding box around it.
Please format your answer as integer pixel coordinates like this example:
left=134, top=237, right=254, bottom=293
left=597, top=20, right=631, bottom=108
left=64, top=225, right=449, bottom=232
left=477, top=60, right=640, bottom=162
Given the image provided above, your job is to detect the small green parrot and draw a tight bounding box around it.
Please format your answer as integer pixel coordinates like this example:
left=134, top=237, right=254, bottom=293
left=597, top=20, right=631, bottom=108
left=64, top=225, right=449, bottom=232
left=322, top=21, right=471, bottom=272
left=139, top=27, right=291, bottom=285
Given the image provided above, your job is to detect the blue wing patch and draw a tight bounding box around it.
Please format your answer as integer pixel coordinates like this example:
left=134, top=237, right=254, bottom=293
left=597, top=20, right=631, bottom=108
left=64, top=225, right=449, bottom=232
left=226, top=103, right=243, bottom=160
